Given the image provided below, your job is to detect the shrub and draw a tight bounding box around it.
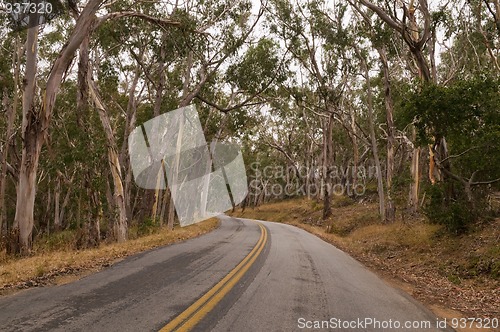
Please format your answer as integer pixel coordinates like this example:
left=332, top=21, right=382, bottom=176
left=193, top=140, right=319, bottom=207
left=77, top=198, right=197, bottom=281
left=333, top=195, right=354, bottom=207
left=34, top=230, right=77, bottom=252
left=137, top=217, right=160, bottom=236
left=423, top=183, right=476, bottom=234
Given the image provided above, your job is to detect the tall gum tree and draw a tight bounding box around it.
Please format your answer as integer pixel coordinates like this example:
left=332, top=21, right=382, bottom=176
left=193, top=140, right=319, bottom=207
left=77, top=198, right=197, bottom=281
left=356, top=0, right=450, bottom=213
left=349, top=2, right=398, bottom=221
left=355, top=46, right=386, bottom=221
left=11, top=0, right=184, bottom=253
left=268, top=0, right=352, bottom=219
left=13, top=1, right=105, bottom=254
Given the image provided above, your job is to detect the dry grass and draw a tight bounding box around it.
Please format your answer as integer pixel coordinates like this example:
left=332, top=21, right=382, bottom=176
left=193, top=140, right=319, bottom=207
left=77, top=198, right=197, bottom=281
left=231, top=198, right=500, bottom=324
left=0, top=218, right=219, bottom=291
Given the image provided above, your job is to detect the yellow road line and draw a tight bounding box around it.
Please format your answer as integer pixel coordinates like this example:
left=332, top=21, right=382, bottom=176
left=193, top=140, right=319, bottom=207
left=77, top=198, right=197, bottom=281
left=160, top=222, right=268, bottom=332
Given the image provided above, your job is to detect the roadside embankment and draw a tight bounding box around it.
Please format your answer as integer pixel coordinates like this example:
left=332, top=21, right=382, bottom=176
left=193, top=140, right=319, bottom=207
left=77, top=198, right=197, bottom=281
left=0, top=218, right=219, bottom=295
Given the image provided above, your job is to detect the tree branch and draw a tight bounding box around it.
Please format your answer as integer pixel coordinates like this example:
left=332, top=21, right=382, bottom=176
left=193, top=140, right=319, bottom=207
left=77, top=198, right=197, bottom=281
left=95, top=11, right=182, bottom=30
left=358, top=0, right=402, bottom=33
left=471, top=178, right=500, bottom=186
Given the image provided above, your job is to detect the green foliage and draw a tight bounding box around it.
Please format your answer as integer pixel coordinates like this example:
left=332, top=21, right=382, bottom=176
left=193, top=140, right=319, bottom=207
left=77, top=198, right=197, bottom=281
left=0, top=41, right=14, bottom=92
left=442, top=246, right=500, bottom=280
left=392, top=168, right=412, bottom=202
left=403, top=76, right=500, bottom=186
left=226, top=38, right=286, bottom=94
left=98, top=60, right=120, bottom=93
left=404, top=77, right=500, bottom=145
left=310, top=2, right=351, bottom=48
left=423, top=183, right=475, bottom=234
left=34, top=230, right=77, bottom=252
left=398, top=77, right=498, bottom=233
left=137, top=218, right=160, bottom=236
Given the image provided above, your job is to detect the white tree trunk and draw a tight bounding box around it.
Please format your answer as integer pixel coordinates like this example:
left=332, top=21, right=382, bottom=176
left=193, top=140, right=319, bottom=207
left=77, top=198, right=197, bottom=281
left=378, top=47, right=396, bottom=222
left=361, top=50, right=386, bottom=221
left=13, top=19, right=40, bottom=254
left=54, top=177, right=61, bottom=230
left=88, top=80, right=128, bottom=242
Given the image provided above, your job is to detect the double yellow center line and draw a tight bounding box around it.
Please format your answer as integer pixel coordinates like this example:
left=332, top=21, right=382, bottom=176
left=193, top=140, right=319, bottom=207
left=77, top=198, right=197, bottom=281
left=160, top=222, right=268, bottom=332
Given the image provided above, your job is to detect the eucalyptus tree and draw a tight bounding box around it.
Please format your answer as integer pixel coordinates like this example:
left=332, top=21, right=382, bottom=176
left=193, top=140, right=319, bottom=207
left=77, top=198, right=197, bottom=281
left=464, top=0, right=500, bottom=72
left=9, top=0, right=197, bottom=253
left=404, top=76, right=500, bottom=232
left=352, top=45, right=386, bottom=221
left=11, top=0, right=107, bottom=254
left=437, top=1, right=500, bottom=80
left=347, top=2, right=401, bottom=221
left=268, top=0, right=355, bottom=219
left=0, top=31, right=21, bottom=240
left=353, top=0, right=456, bottom=214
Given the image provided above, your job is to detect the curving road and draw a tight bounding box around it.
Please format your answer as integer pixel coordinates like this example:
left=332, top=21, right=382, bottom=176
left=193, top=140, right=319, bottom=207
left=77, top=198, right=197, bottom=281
left=0, top=216, right=452, bottom=331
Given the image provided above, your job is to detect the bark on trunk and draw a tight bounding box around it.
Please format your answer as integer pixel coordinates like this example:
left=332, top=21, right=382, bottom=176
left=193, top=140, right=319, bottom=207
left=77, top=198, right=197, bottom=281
left=77, top=34, right=90, bottom=125
left=159, top=183, right=169, bottom=225
left=378, top=47, right=396, bottom=222
left=150, top=48, right=166, bottom=224
left=54, top=177, right=61, bottom=231
left=12, top=19, right=40, bottom=254
left=167, top=116, right=184, bottom=230
left=167, top=52, right=194, bottom=230
left=409, top=131, right=421, bottom=213
left=362, top=53, right=386, bottom=221
left=88, top=80, right=128, bottom=242
left=322, top=114, right=334, bottom=220
left=350, top=108, right=359, bottom=193
left=120, top=55, right=142, bottom=222
left=151, top=161, right=165, bottom=224
left=408, top=1, right=424, bottom=213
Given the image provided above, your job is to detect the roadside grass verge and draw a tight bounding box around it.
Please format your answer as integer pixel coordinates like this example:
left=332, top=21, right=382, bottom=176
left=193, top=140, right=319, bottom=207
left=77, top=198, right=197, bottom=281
left=0, top=218, right=219, bottom=293
left=231, top=198, right=499, bottom=323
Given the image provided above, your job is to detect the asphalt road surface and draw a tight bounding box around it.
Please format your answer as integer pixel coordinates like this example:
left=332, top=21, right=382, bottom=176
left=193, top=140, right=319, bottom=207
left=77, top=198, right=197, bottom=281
left=0, top=216, right=453, bottom=331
